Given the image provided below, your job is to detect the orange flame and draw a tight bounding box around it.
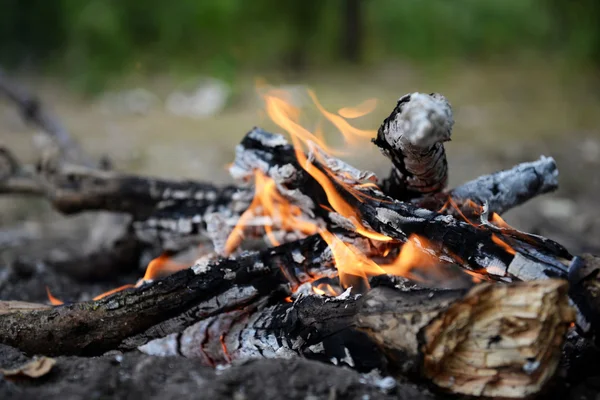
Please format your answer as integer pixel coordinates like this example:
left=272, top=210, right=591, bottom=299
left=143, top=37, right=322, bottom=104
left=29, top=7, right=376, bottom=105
left=312, top=283, right=339, bottom=296
left=338, top=98, right=378, bottom=119
left=307, top=90, right=376, bottom=146
left=491, top=234, right=516, bottom=256
left=46, top=287, right=63, bottom=306
left=224, top=169, right=320, bottom=255
left=142, top=253, right=190, bottom=281
left=490, top=212, right=511, bottom=229
left=93, top=284, right=136, bottom=300
left=261, top=88, right=391, bottom=242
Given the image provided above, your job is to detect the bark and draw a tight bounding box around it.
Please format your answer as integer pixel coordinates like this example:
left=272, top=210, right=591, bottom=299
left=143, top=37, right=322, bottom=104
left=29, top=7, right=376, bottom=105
left=0, top=235, right=336, bottom=356
left=373, top=93, right=453, bottom=199
left=140, top=280, right=574, bottom=398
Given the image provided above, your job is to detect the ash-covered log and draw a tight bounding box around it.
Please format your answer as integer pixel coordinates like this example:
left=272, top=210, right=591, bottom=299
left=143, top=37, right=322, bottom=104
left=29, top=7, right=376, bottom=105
left=373, top=93, right=453, bottom=200
left=415, top=156, right=559, bottom=215
left=0, top=235, right=335, bottom=356
left=140, top=279, right=573, bottom=398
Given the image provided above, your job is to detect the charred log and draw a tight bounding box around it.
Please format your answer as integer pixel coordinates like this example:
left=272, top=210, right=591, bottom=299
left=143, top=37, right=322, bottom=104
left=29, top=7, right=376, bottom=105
left=140, top=280, right=573, bottom=398
left=373, top=93, right=453, bottom=200
left=0, top=235, right=335, bottom=356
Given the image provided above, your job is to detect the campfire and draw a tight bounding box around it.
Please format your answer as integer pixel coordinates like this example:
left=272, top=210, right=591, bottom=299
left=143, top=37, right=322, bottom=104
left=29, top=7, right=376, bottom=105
left=1, top=74, right=600, bottom=399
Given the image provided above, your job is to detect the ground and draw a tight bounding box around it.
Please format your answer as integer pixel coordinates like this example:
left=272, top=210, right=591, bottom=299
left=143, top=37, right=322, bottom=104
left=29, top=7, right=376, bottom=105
left=0, top=62, right=599, bottom=399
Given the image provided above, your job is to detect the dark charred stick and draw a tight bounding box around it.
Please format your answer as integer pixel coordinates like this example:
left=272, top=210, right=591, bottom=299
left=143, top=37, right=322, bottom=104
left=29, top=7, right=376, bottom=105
left=414, top=156, right=559, bottom=215
left=232, top=128, right=572, bottom=281
left=0, top=234, right=335, bottom=356
left=0, top=68, right=91, bottom=167
left=140, top=280, right=573, bottom=398
left=373, top=93, right=453, bottom=200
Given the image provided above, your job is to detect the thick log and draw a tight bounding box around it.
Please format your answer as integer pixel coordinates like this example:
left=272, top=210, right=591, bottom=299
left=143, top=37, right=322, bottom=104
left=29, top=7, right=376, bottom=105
left=373, top=93, right=453, bottom=199
left=140, top=280, right=574, bottom=398
left=0, top=344, right=427, bottom=400
left=232, top=128, right=572, bottom=281
left=0, top=235, right=335, bottom=356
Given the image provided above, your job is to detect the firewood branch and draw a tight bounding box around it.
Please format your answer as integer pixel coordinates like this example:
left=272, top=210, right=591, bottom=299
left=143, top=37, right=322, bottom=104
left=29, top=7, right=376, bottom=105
left=0, top=234, right=335, bottom=356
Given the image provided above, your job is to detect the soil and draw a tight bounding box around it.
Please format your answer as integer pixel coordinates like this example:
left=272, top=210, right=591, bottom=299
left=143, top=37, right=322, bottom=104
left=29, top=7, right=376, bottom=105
left=1, top=68, right=599, bottom=399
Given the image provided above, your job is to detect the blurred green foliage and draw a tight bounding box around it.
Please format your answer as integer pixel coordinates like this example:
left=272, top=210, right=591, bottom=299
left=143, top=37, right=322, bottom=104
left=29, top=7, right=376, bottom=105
left=0, top=0, right=598, bottom=91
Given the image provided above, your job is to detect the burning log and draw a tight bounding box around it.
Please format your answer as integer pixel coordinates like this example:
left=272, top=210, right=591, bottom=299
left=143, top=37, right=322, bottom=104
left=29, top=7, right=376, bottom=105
left=139, top=279, right=574, bottom=398
left=231, top=128, right=571, bottom=281
left=373, top=93, right=453, bottom=200
left=0, top=235, right=335, bottom=356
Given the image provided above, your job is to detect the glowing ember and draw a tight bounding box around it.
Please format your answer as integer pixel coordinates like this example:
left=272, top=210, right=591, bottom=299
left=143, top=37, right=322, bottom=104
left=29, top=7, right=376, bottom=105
left=312, top=283, right=339, bottom=296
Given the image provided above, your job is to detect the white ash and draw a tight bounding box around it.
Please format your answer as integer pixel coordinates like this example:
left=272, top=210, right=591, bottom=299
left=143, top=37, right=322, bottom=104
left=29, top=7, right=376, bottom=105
left=328, top=212, right=359, bottom=231
left=310, top=144, right=378, bottom=184
left=507, top=253, right=550, bottom=281
left=247, top=128, right=289, bottom=147
left=382, top=92, right=453, bottom=149
left=138, top=332, right=179, bottom=356
left=291, top=250, right=306, bottom=263
left=192, top=258, right=211, bottom=275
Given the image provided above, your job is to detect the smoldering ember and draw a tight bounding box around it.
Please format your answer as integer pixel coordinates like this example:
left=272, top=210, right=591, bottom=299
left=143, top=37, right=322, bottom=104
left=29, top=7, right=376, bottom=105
left=1, top=72, right=599, bottom=400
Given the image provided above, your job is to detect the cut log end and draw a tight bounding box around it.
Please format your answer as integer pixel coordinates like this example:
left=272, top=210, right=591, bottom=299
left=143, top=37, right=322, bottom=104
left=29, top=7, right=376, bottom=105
left=357, top=280, right=575, bottom=398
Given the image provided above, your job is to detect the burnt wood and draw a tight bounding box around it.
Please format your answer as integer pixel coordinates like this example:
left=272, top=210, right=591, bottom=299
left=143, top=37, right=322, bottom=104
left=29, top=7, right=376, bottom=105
left=373, top=93, right=453, bottom=199
left=139, top=280, right=573, bottom=398
left=0, top=235, right=335, bottom=356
